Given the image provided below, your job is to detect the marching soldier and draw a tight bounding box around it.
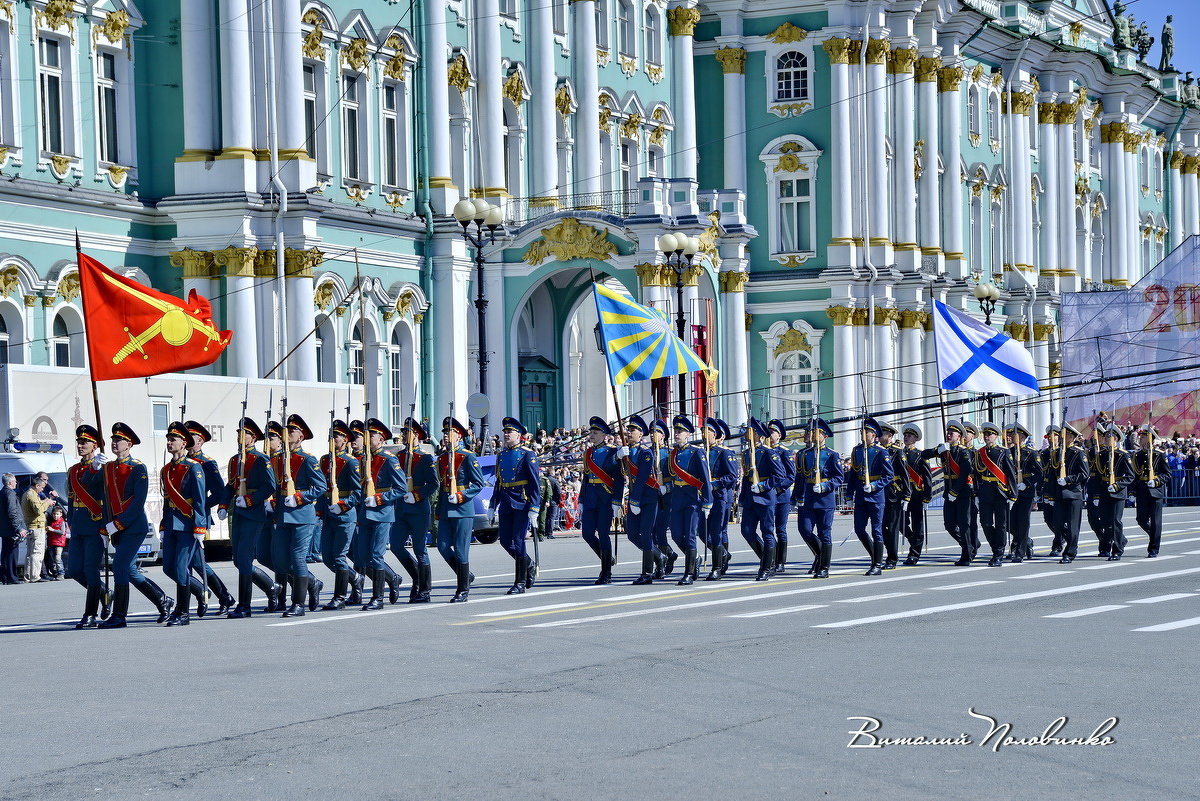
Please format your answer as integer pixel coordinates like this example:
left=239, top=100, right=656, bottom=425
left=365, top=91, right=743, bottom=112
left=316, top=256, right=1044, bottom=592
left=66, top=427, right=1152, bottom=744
left=579, top=416, right=624, bottom=584
left=739, top=417, right=782, bottom=581
left=258, top=422, right=285, bottom=610
left=66, top=425, right=110, bottom=628
left=878, top=421, right=911, bottom=570
left=436, top=417, right=484, bottom=602
left=702, top=418, right=739, bottom=581
left=766, top=419, right=796, bottom=573
left=222, top=417, right=281, bottom=617
left=393, top=418, right=439, bottom=602
left=185, top=421, right=236, bottom=616
left=793, top=418, right=843, bottom=578
left=1041, top=425, right=1066, bottom=558
left=925, top=420, right=972, bottom=565
left=1132, top=425, right=1169, bottom=557
left=358, top=418, right=407, bottom=610
left=1052, top=422, right=1091, bottom=564
left=1005, top=422, right=1041, bottom=562
left=1091, top=424, right=1135, bottom=561
left=268, top=414, right=328, bottom=617
left=317, top=420, right=360, bottom=610
left=961, top=420, right=982, bottom=559
left=349, top=420, right=403, bottom=604
left=900, top=423, right=933, bottom=565
left=648, top=419, right=675, bottom=577
left=972, top=422, right=1017, bottom=567
left=847, top=417, right=894, bottom=576
left=489, top=416, right=540, bottom=595
left=159, top=421, right=208, bottom=626
left=621, top=415, right=661, bottom=585
left=98, top=423, right=173, bottom=628
left=667, top=415, right=712, bottom=585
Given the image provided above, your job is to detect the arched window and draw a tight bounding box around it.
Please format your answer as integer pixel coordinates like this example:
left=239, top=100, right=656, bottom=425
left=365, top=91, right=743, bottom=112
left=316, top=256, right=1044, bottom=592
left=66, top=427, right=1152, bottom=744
left=778, top=351, right=815, bottom=422
left=315, top=315, right=336, bottom=383
left=390, top=327, right=404, bottom=423
left=52, top=314, right=71, bottom=367
left=969, top=193, right=984, bottom=274
left=775, top=51, right=808, bottom=102
left=644, top=7, right=662, bottom=63
left=988, top=91, right=1001, bottom=144
left=620, top=138, right=635, bottom=193
left=967, top=86, right=981, bottom=139
left=618, top=0, right=635, bottom=56
left=349, top=321, right=365, bottom=385
left=760, top=136, right=822, bottom=263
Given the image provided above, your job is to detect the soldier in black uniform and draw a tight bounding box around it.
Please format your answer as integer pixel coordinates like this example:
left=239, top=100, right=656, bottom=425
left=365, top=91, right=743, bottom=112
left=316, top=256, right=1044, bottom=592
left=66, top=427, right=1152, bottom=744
left=1040, top=425, right=1065, bottom=557
left=961, top=420, right=982, bottom=559
left=877, top=421, right=911, bottom=570
left=1052, top=423, right=1090, bottom=563
left=971, top=422, right=1017, bottom=567
left=1005, top=422, right=1041, bottom=562
left=1132, top=425, right=1170, bottom=557
left=923, top=420, right=972, bottom=565
left=900, top=423, right=933, bottom=565
left=1091, top=424, right=1135, bottom=560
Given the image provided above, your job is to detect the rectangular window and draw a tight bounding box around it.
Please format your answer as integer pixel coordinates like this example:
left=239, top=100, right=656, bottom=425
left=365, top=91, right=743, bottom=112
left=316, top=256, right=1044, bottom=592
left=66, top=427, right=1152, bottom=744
left=97, top=52, right=119, bottom=163
left=349, top=346, right=364, bottom=385
left=553, top=0, right=567, bottom=35
left=303, top=65, right=318, bottom=160
left=500, top=0, right=517, bottom=17
left=382, top=83, right=399, bottom=187
left=778, top=178, right=812, bottom=253
left=342, top=74, right=361, bottom=180
left=39, top=38, right=64, bottom=154
left=389, top=348, right=402, bottom=423
left=152, top=400, right=170, bottom=433
left=620, top=142, right=633, bottom=193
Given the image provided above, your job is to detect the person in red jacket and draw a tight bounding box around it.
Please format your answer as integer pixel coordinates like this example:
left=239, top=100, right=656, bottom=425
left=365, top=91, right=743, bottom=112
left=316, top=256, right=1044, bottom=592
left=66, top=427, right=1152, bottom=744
left=46, top=506, right=68, bottom=580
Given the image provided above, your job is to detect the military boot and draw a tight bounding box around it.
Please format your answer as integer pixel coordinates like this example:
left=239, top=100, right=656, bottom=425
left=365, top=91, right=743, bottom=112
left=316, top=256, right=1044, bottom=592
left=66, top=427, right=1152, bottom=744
left=385, top=566, right=401, bottom=604
left=253, top=568, right=282, bottom=613
left=98, top=584, right=130, bottom=629
left=595, top=555, right=613, bottom=585
left=323, top=569, right=349, bottom=610
left=525, top=556, right=537, bottom=589
left=135, top=577, right=174, bottom=623
left=775, top=541, right=788, bottom=574
left=229, top=574, right=254, bottom=618
left=652, top=551, right=665, bottom=579
left=865, top=542, right=883, bottom=576
left=284, top=575, right=308, bottom=617
left=362, top=570, right=386, bottom=611
left=633, top=550, right=655, bottom=584
left=308, top=575, right=324, bottom=611
left=75, top=586, right=101, bottom=629
left=678, top=549, right=697, bottom=585
left=347, top=572, right=364, bottom=605
left=450, top=562, right=470, bottom=603
left=410, top=564, right=432, bottom=604
left=755, top=548, right=774, bottom=581
left=816, top=543, right=832, bottom=579
left=704, top=547, right=722, bottom=581
left=206, top=571, right=235, bottom=616
left=166, top=584, right=192, bottom=626
left=507, top=558, right=526, bottom=595
left=190, top=576, right=209, bottom=617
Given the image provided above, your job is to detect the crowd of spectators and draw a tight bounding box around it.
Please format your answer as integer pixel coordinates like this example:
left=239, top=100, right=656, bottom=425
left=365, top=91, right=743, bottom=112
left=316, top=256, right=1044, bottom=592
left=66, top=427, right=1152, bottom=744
left=0, top=471, right=68, bottom=585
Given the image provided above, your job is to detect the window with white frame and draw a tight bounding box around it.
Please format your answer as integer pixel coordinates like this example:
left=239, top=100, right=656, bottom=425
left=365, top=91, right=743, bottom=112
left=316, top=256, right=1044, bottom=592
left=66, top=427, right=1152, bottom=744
left=503, top=103, right=523, bottom=196
left=382, top=82, right=404, bottom=188
left=0, top=314, right=7, bottom=366
left=38, top=37, right=66, bottom=154
left=553, top=0, right=567, bottom=35
left=760, top=138, right=821, bottom=262
left=341, top=73, right=364, bottom=181
left=600, top=132, right=613, bottom=192
left=645, top=146, right=661, bottom=177
left=967, top=85, right=981, bottom=140
left=349, top=321, right=365, bottom=385
left=500, top=0, right=517, bottom=18
left=618, top=0, right=635, bottom=56
left=389, top=327, right=404, bottom=423
left=988, top=91, right=1000, bottom=143
left=775, top=51, right=809, bottom=102
left=303, top=64, right=323, bottom=165
left=52, top=313, right=73, bottom=367
left=620, top=140, right=634, bottom=193
left=777, top=351, right=815, bottom=422
left=0, top=18, right=12, bottom=146
left=645, top=7, right=662, bottom=63
left=777, top=176, right=813, bottom=253
left=96, top=51, right=119, bottom=164
left=315, top=321, right=327, bottom=382
left=596, top=0, right=609, bottom=50
left=969, top=194, right=984, bottom=274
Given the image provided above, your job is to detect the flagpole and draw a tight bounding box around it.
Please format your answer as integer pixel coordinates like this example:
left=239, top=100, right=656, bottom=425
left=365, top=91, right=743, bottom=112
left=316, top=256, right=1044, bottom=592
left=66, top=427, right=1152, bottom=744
left=589, top=272, right=629, bottom=566
left=926, top=282, right=950, bottom=445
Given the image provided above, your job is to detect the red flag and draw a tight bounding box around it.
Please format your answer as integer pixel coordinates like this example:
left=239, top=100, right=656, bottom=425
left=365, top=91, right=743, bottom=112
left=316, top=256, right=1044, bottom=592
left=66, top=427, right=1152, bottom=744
left=77, top=252, right=232, bottom=381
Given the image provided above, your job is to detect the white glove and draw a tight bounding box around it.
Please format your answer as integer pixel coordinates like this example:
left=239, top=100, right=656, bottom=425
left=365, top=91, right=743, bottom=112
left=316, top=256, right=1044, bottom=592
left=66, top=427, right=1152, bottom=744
left=1107, top=484, right=1117, bottom=494
left=234, top=496, right=248, bottom=509
left=331, top=503, right=347, bottom=515
left=616, top=446, right=630, bottom=458
left=217, top=508, right=228, bottom=521
left=1092, top=498, right=1100, bottom=507
left=1043, top=498, right=1054, bottom=506
left=1147, top=479, right=1158, bottom=488
left=611, top=503, right=623, bottom=517
left=1016, top=482, right=1026, bottom=492
left=752, top=482, right=767, bottom=494
left=283, top=495, right=299, bottom=508
left=629, top=502, right=641, bottom=515
left=1057, top=477, right=1067, bottom=487
left=104, top=521, right=118, bottom=536
left=528, top=509, right=538, bottom=526
left=194, top=530, right=205, bottom=542
left=90, top=453, right=109, bottom=470
left=658, top=485, right=669, bottom=495
left=702, top=505, right=712, bottom=514
left=366, top=496, right=378, bottom=508
left=488, top=509, right=497, bottom=525
left=936, top=443, right=948, bottom=455
left=815, top=482, right=828, bottom=494
left=403, top=492, right=416, bottom=504
left=264, top=499, right=275, bottom=513
left=864, top=482, right=875, bottom=494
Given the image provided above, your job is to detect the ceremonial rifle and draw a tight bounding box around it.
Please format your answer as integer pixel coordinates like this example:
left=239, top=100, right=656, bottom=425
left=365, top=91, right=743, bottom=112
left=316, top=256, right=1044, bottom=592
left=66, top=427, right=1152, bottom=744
left=237, top=380, right=249, bottom=502
left=355, top=253, right=376, bottom=501
left=328, top=406, right=339, bottom=508
left=281, top=382, right=295, bottom=498
left=448, top=402, right=460, bottom=501
left=1108, top=410, right=1116, bottom=490
left=1148, top=413, right=1157, bottom=485
left=1059, top=405, right=1069, bottom=483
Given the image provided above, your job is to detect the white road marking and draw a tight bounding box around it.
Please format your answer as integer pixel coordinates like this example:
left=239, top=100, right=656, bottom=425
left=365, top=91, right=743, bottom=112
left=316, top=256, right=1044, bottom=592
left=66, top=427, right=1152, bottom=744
left=1127, top=593, right=1196, bottom=604
left=1132, top=616, right=1200, bottom=632
left=728, top=604, right=827, bottom=619
left=813, top=567, right=1200, bottom=629
left=1044, top=605, right=1128, bottom=618
left=1179, top=549, right=1200, bottom=555
left=1078, top=562, right=1133, bottom=570
left=1009, top=570, right=1071, bottom=580
left=475, top=602, right=589, bottom=617
left=836, top=592, right=917, bottom=603
left=1136, top=554, right=1182, bottom=561
left=929, top=581, right=1003, bottom=590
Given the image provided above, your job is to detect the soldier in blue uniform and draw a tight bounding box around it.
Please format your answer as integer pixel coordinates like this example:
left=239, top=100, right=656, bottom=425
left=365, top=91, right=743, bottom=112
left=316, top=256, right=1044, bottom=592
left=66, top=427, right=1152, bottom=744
left=185, top=421, right=236, bottom=616
left=739, top=418, right=784, bottom=580
left=258, top=422, right=287, bottom=610
left=222, top=417, right=281, bottom=617
left=579, top=416, right=624, bottom=584
left=702, top=418, right=739, bottom=581
left=159, top=421, right=208, bottom=626
left=97, top=423, right=173, bottom=628
left=346, top=420, right=367, bottom=604
left=436, top=417, right=484, bottom=602
left=317, top=419, right=360, bottom=610
left=358, top=418, right=407, bottom=610
left=847, top=416, right=894, bottom=576
left=392, top=417, right=439, bottom=602
left=766, top=419, right=796, bottom=573
left=66, top=425, right=110, bottom=628
left=621, top=415, right=660, bottom=584
left=489, top=416, right=541, bottom=594
left=647, top=419, right=675, bottom=577
left=792, top=418, right=843, bottom=578
left=961, top=420, right=983, bottom=560
left=268, top=414, right=328, bottom=617
left=666, top=415, right=712, bottom=585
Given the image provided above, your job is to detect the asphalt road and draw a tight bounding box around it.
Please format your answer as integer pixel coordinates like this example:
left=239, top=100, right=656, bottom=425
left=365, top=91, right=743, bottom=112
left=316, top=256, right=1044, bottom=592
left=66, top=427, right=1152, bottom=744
left=2, top=508, right=1197, bottom=801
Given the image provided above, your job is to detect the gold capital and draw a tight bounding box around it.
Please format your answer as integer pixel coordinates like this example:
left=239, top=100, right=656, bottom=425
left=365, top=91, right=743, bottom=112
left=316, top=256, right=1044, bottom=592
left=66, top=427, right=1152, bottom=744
left=823, top=38, right=850, bottom=65
left=718, top=271, right=749, bottom=292
left=887, top=48, right=917, bottom=74
left=714, top=47, right=747, bottom=75
left=667, top=7, right=700, bottom=37
left=825, top=305, right=854, bottom=326
left=937, top=66, right=963, bottom=92
left=865, top=38, right=890, bottom=65
left=915, top=56, right=941, bottom=82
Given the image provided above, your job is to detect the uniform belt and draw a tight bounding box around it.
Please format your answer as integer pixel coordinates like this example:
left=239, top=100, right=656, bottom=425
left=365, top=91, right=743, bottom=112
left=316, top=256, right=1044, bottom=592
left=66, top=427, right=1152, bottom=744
left=587, top=478, right=609, bottom=484
left=500, top=480, right=528, bottom=487
left=673, top=480, right=691, bottom=487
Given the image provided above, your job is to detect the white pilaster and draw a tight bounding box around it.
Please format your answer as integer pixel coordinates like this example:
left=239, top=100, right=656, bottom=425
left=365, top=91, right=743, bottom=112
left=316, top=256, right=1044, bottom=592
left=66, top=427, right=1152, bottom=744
left=475, top=0, right=505, bottom=196
left=716, top=42, right=747, bottom=191
left=939, top=62, right=965, bottom=276
left=180, top=0, right=216, bottom=155
left=1102, top=118, right=1125, bottom=285
left=424, top=5, right=456, bottom=212
left=1168, top=149, right=1184, bottom=249
left=891, top=47, right=918, bottom=266
left=226, top=275, right=257, bottom=378
left=872, top=312, right=895, bottom=411
left=1039, top=96, right=1060, bottom=280
left=825, top=37, right=855, bottom=267
left=865, top=39, right=890, bottom=256
left=916, top=55, right=941, bottom=257
left=829, top=310, right=858, bottom=453
left=571, top=0, right=601, bottom=195
left=669, top=4, right=700, bottom=180
left=530, top=0, right=559, bottom=201
left=1057, top=108, right=1078, bottom=287
left=719, top=278, right=748, bottom=421
left=218, top=0, right=253, bottom=154
left=483, top=262, right=506, bottom=422
left=431, top=235, right=472, bottom=417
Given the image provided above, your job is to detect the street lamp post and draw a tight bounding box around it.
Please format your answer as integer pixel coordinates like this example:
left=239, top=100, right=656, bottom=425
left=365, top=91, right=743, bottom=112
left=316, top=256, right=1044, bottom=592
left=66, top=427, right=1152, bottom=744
left=657, top=233, right=700, bottom=417
left=972, top=277, right=1003, bottom=416
left=453, top=198, right=504, bottom=434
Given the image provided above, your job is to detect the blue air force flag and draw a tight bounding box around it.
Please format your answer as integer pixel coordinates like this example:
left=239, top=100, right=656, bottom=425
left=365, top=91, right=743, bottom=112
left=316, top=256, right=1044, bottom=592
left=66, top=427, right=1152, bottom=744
left=592, top=282, right=712, bottom=385
left=933, top=300, right=1040, bottom=397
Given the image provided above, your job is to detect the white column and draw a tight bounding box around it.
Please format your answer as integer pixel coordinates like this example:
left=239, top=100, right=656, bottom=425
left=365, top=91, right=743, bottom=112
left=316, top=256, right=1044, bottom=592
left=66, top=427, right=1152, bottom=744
left=1123, top=129, right=1139, bottom=284
left=529, top=0, right=558, bottom=202
left=872, top=311, right=895, bottom=411
left=1008, top=91, right=1033, bottom=274
left=218, top=0, right=253, bottom=154
left=829, top=310, right=858, bottom=452
left=898, top=312, right=923, bottom=411
left=1102, top=119, right=1125, bottom=284
left=180, top=0, right=216, bottom=155
left=1168, top=150, right=1184, bottom=248
left=865, top=39, right=890, bottom=251
left=424, top=4, right=455, bottom=212
left=475, top=0, right=505, bottom=196
left=286, top=254, right=317, bottom=382
left=719, top=275, right=748, bottom=420
left=916, top=55, right=941, bottom=255
left=1039, top=96, right=1059, bottom=279
left=1057, top=107, right=1078, bottom=285
left=891, top=48, right=918, bottom=261
left=939, top=63, right=965, bottom=275
left=226, top=275, right=257, bottom=377
left=571, top=0, right=601, bottom=194
left=825, top=38, right=855, bottom=263
left=1187, top=153, right=1200, bottom=238
left=273, top=0, right=304, bottom=156
left=482, top=262, right=506, bottom=421
left=432, top=236, right=471, bottom=416
left=716, top=44, right=746, bottom=190
left=668, top=5, right=699, bottom=180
